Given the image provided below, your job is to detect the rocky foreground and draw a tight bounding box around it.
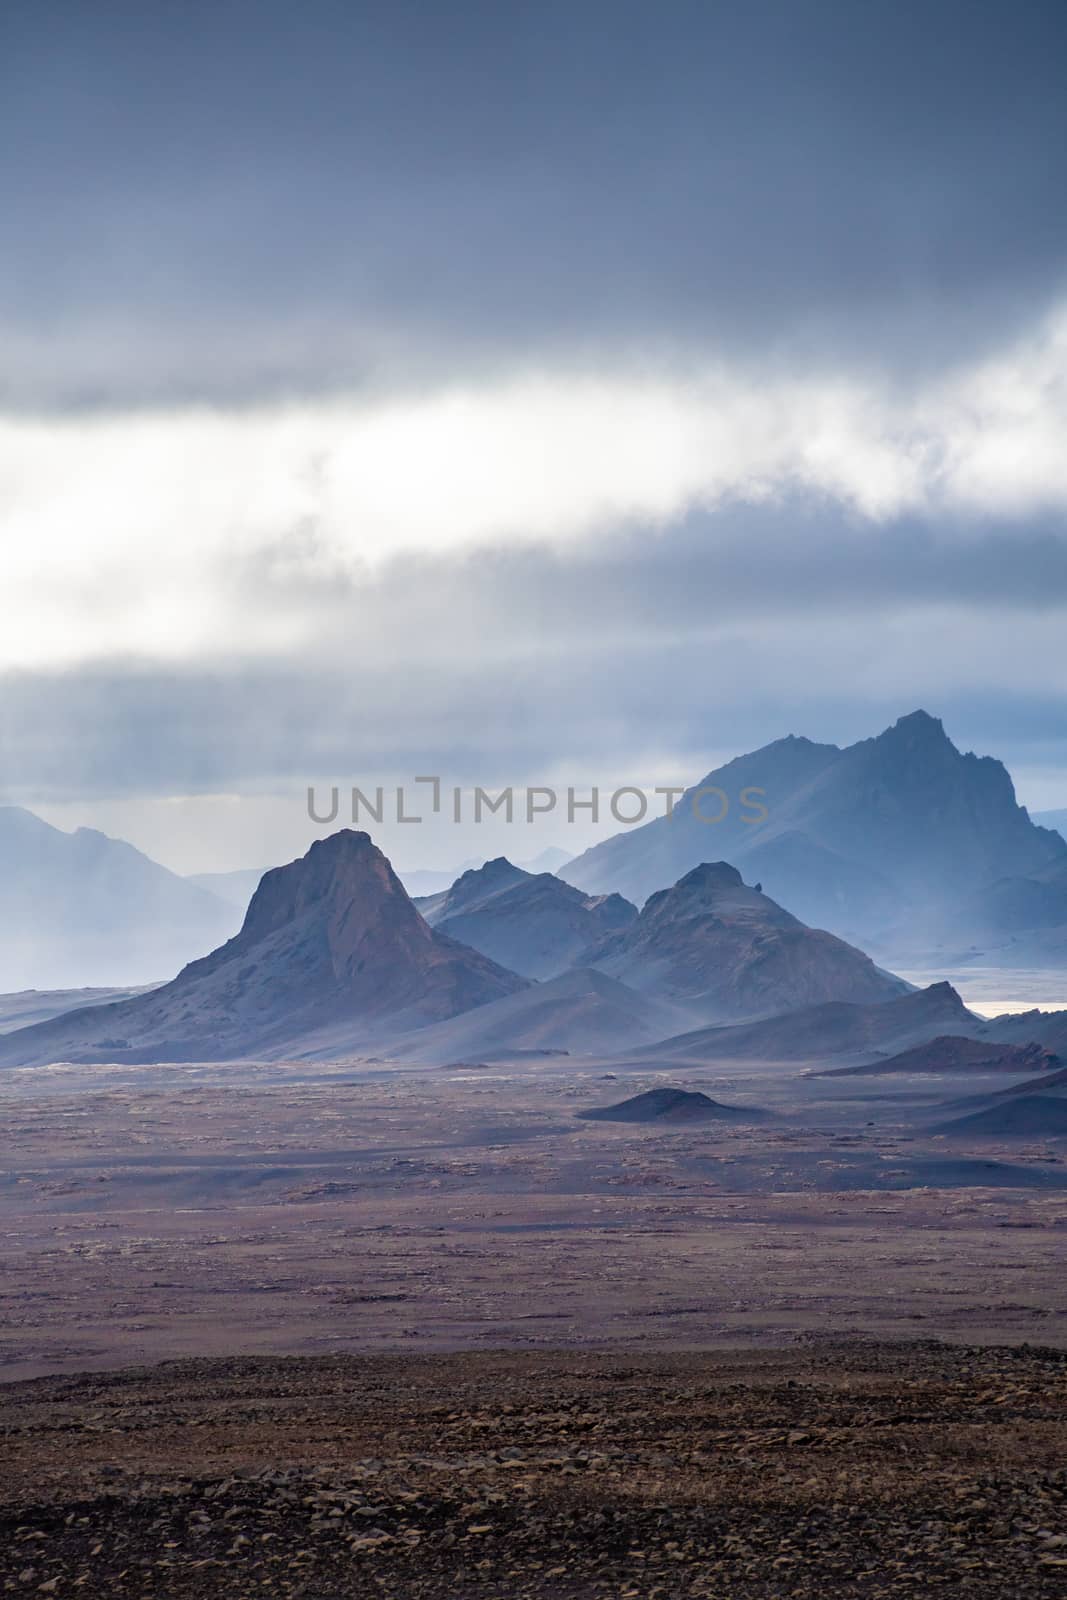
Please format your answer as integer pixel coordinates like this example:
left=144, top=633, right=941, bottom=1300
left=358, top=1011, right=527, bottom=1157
left=1, top=1342, right=1066, bottom=1597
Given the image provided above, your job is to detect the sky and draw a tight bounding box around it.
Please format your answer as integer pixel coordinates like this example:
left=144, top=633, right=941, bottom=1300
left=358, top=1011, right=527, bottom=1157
left=3, top=0, right=1067, bottom=873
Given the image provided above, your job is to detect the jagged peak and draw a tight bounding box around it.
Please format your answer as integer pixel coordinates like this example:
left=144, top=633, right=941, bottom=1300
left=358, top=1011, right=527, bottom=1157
left=879, top=709, right=952, bottom=746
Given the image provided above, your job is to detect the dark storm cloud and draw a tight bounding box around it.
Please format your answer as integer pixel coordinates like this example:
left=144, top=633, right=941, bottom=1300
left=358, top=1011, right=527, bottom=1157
left=3, top=0, right=1067, bottom=406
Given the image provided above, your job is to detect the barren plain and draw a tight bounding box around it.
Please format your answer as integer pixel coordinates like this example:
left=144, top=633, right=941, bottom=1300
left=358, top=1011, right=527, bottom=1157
left=2, top=1052, right=1066, bottom=1380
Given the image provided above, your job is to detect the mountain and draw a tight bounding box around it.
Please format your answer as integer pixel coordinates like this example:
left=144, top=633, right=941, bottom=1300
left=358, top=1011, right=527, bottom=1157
left=0, top=831, right=527, bottom=1067
left=815, top=1035, right=1059, bottom=1078
left=186, top=867, right=268, bottom=911
left=389, top=967, right=700, bottom=1065
left=576, top=1087, right=764, bottom=1123
left=584, top=861, right=908, bottom=1023
left=561, top=712, right=1067, bottom=952
left=416, top=857, right=637, bottom=978
left=0, top=807, right=242, bottom=989
left=630, top=982, right=979, bottom=1065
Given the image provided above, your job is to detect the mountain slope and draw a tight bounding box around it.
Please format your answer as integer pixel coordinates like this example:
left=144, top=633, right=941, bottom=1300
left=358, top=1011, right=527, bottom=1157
left=629, top=982, right=979, bottom=1065
left=390, top=967, right=700, bottom=1065
left=415, top=857, right=530, bottom=923
left=417, top=857, right=637, bottom=978
left=0, top=807, right=242, bottom=989
left=561, top=732, right=841, bottom=910
left=561, top=712, right=1067, bottom=949
left=0, top=831, right=527, bottom=1067
left=586, top=861, right=908, bottom=1023
left=0, top=985, right=155, bottom=1035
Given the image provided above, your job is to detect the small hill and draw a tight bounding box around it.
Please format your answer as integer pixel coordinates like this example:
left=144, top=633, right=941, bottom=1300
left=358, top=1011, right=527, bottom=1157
left=417, top=857, right=636, bottom=978
left=586, top=861, right=908, bottom=1023
left=577, top=1087, right=763, bottom=1123
left=815, top=1036, right=1059, bottom=1079
left=0, top=831, right=527, bottom=1067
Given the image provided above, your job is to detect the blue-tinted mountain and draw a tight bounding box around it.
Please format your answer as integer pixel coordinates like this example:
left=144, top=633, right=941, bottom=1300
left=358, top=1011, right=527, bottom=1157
left=0, top=806, right=242, bottom=989
left=562, top=712, right=1067, bottom=950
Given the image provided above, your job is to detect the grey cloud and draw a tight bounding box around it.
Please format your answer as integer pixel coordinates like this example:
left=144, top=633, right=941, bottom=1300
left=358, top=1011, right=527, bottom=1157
left=4, top=501, right=1067, bottom=800
left=3, top=1, right=1067, bottom=407
left=4, top=653, right=1064, bottom=805
left=228, top=503, right=1067, bottom=647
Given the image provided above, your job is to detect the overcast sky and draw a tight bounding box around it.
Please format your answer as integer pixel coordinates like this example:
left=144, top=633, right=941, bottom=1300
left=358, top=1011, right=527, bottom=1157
left=3, top=0, right=1067, bottom=873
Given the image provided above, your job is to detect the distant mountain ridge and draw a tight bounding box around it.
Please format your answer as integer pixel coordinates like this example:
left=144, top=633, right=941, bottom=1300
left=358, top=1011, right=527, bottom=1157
left=0, top=806, right=242, bottom=990
left=561, top=712, right=1067, bottom=955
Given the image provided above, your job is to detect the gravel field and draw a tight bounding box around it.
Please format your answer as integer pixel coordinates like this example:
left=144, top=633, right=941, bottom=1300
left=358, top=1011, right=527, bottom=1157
left=2, top=1340, right=1066, bottom=1598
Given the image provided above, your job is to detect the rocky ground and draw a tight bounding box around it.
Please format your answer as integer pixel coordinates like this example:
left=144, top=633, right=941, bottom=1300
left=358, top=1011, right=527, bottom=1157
left=1, top=1340, right=1066, bottom=1598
